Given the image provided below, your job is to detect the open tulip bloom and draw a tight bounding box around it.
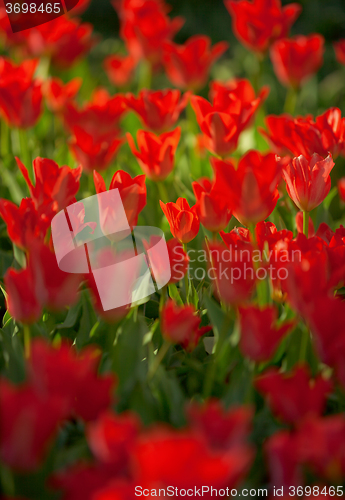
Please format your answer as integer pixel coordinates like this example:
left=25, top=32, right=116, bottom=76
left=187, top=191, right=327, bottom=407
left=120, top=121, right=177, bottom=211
left=1, top=0, right=345, bottom=495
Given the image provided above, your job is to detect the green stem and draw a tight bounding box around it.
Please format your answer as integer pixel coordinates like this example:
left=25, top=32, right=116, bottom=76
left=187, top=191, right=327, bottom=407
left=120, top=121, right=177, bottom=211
left=18, top=128, right=32, bottom=180
left=183, top=243, right=189, bottom=303
left=1, top=121, right=9, bottom=158
left=284, top=87, right=298, bottom=115
left=303, top=211, right=309, bottom=238
left=23, top=324, right=31, bottom=359
left=299, top=325, right=310, bottom=363
left=157, top=181, right=169, bottom=204
left=147, top=340, right=171, bottom=381
left=159, top=285, right=167, bottom=314
left=138, top=60, right=152, bottom=91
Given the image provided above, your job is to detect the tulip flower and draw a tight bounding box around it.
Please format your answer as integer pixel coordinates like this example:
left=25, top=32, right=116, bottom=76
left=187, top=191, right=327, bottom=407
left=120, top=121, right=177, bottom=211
left=69, top=126, right=124, bottom=173
left=163, top=36, right=228, bottom=90
left=261, top=107, right=345, bottom=159
left=255, top=365, right=332, bottom=425
left=5, top=266, right=42, bottom=325
left=160, top=198, right=200, bottom=244
left=0, top=58, right=42, bottom=129
left=282, top=153, right=335, bottom=213
left=126, top=127, right=180, bottom=181
left=104, top=54, right=136, bottom=87
left=161, top=300, right=211, bottom=352
left=270, top=35, right=324, bottom=89
left=239, top=305, right=294, bottom=362
left=334, top=39, right=345, bottom=66
left=125, top=89, right=190, bottom=132
left=191, top=80, right=267, bottom=157
left=225, top=0, right=301, bottom=53
left=43, top=77, right=82, bottom=114
left=114, top=0, right=184, bottom=67
left=192, top=177, right=232, bottom=233
left=16, top=157, right=82, bottom=218
left=206, top=241, right=256, bottom=306
left=338, top=178, right=345, bottom=202
left=94, top=169, right=147, bottom=229
left=144, top=237, right=189, bottom=285
left=0, top=198, right=51, bottom=250
left=212, top=151, right=282, bottom=226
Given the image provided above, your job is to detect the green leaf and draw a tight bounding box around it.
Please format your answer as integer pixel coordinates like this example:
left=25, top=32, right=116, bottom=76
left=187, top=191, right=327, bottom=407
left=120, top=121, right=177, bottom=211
left=168, top=283, right=184, bottom=306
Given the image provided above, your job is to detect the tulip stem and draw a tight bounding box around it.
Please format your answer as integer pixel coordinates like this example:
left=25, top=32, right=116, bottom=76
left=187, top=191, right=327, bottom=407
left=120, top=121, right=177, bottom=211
left=23, top=324, right=31, bottom=359
left=18, top=128, right=32, bottom=181
left=138, top=60, right=152, bottom=91
left=284, top=87, right=298, bottom=115
left=303, top=211, right=309, bottom=238
left=147, top=340, right=171, bottom=381
left=183, top=243, right=189, bottom=303
left=159, top=285, right=167, bottom=314
left=157, top=181, right=169, bottom=204
left=1, top=121, right=9, bottom=157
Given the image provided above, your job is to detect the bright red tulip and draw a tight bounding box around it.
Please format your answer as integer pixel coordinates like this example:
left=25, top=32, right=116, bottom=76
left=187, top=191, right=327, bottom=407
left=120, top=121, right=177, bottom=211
left=239, top=305, right=294, bottom=362
left=225, top=0, right=301, bottom=53
left=254, top=221, right=293, bottom=251
left=334, top=39, right=345, bottom=66
left=338, top=177, right=345, bottom=202
left=206, top=240, right=256, bottom=306
left=161, top=300, right=211, bottom=352
left=5, top=266, right=42, bottom=324
left=69, top=126, right=124, bottom=173
left=0, top=379, right=67, bottom=472
left=261, top=107, right=345, bottom=159
left=104, top=54, right=136, bottom=87
left=43, top=77, right=82, bottom=113
left=127, top=127, right=180, bottom=181
left=16, top=157, right=82, bottom=218
left=0, top=58, right=42, bottom=128
left=114, top=0, right=184, bottom=67
left=94, top=169, right=147, bottom=229
left=143, top=236, right=189, bottom=285
left=125, top=89, right=190, bottom=132
left=256, top=365, right=332, bottom=425
left=0, top=198, right=50, bottom=250
left=282, top=153, right=335, bottom=212
left=160, top=198, right=200, bottom=243
left=191, top=80, right=267, bottom=157
left=270, top=35, right=324, bottom=89
left=163, top=36, right=228, bottom=90
left=212, top=151, right=282, bottom=226
left=192, top=177, right=232, bottom=232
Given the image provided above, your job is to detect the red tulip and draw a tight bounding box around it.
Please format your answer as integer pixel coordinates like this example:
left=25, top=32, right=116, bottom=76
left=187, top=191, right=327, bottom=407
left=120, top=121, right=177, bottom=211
left=64, top=88, right=127, bottom=136
left=114, top=0, right=184, bottom=67
left=254, top=221, right=293, bottom=250
left=5, top=266, right=42, bottom=325
left=225, top=0, right=301, bottom=53
left=0, top=379, right=67, bottom=471
left=0, top=198, right=50, bottom=250
left=334, top=39, right=345, bottom=66
left=125, top=89, right=190, bottom=132
left=43, top=77, right=82, bottom=113
left=270, top=35, right=324, bottom=89
left=0, top=58, right=42, bottom=128
left=161, top=300, right=211, bottom=352
left=338, top=177, right=345, bottom=202
left=104, top=54, right=136, bottom=87
left=212, top=151, right=282, bottom=226
left=256, top=365, right=332, bottom=425
left=69, top=126, right=124, bottom=173
left=28, top=339, right=115, bottom=422
left=261, top=108, right=345, bottom=159
left=282, top=153, right=334, bottom=212
left=127, top=127, right=180, bottom=181
left=163, top=36, right=228, bottom=90
left=20, top=16, right=95, bottom=69
left=206, top=240, right=256, bottom=306
left=192, top=177, right=232, bottom=232
left=94, top=169, right=147, bottom=229
left=143, top=236, right=189, bottom=285
left=160, top=198, right=200, bottom=244
left=265, top=430, right=302, bottom=489
left=16, top=157, right=82, bottom=218
left=239, top=305, right=294, bottom=362
left=191, top=80, right=267, bottom=157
